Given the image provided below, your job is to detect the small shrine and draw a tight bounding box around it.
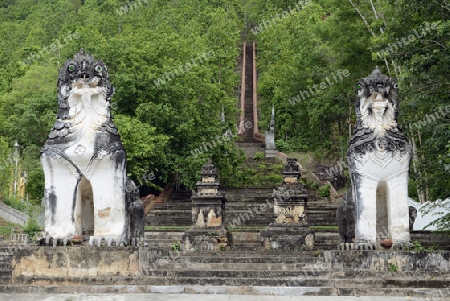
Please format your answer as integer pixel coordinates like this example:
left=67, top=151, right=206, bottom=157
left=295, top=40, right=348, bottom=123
left=260, top=158, right=314, bottom=251
left=182, top=161, right=227, bottom=251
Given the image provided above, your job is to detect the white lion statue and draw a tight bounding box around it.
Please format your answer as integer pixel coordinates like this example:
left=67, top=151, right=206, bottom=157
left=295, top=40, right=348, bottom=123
left=41, top=49, right=128, bottom=246
left=347, top=67, right=412, bottom=250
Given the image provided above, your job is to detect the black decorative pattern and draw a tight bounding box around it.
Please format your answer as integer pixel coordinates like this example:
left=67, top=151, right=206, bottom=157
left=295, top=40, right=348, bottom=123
left=347, top=67, right=411, bottom=167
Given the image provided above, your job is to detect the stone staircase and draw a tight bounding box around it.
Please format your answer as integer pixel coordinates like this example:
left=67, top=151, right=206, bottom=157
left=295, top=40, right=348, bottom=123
left=224, top=188, right=273, bottom=227
left=145, top=186, right=339, bottom=251
left=145, top=191, right=192, bottom=227
left=2, top=246, right=449, bottom=297
left=0, top=246, right=14, bottom=285
left=145, top=230, right=185, bottom=250
left=133, top=249, right=448, bottom=296
left=307, top=195, right=338, bottom=227
left=235, top=142, right=265, bottom=158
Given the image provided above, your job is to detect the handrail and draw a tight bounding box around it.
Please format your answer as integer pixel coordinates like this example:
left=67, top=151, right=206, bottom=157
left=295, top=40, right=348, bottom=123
left=238, top=42, right=246, bottom=135
left=252, top=41, right=265, bottom=143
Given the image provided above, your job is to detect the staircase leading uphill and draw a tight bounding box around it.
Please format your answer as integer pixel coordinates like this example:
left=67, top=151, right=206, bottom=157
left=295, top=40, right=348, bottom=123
left=145, top=191, right=192, bottom=227
left=224, top=188, right=273, bottom=228
left=145, top=186, right=339, bottom=251
left=235, top=142, right=265, bottom=159
left=306, top=192, right=338, bottom=227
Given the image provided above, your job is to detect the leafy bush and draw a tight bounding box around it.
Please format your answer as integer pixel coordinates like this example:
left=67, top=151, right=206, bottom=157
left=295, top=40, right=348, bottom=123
left=275, top=140, right=293, bottom=152
left=0, top=222, right=15, bottom=238
left=318, top=184, right=330, bottom=197
left=23, top=218, right=41, bottom=242
left=253, top=152, right=265, bottom=160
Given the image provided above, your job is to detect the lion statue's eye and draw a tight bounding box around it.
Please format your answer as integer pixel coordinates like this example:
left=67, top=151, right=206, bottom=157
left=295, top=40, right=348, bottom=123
left=95, top=65, right=103, bottom=72
left=68, top=64, right=75, bottom=72
left=393, top=83, right=398, bottom=89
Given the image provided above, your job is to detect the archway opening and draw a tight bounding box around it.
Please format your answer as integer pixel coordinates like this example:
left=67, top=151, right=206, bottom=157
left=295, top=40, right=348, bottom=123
left=376, top=181, right=389, bottom=246
left=76, top=176, right=94, bottom=236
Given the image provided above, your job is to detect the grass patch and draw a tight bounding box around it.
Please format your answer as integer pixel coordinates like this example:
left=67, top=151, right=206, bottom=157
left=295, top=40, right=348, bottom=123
left=222, top=159, right=284, bottom=188
left=285, top=152, right=315, bottom=170
left=310, top=225, right=339, bottom=232
left=144, top=226, right=190, bottom=231
left=0, top=221, right=19, bottom=238
left=2, top=197, right=35, bottom=216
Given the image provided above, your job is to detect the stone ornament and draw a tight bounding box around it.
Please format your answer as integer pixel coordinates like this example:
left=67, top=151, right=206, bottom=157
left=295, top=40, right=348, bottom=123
left=346, top=67, right=412, bottom=250
left=41, top=49, right=128, bottom=246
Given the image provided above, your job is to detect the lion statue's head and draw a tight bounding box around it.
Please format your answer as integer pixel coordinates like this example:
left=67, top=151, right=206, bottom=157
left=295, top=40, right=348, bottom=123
left=44, top=49, right=120, bottom=147
left=347, top=67, right=411, bottom=161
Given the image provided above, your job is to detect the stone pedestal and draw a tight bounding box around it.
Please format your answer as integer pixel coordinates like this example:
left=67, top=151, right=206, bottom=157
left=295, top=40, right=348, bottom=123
left=260, top=158, right=314, bottom=251
left=182, top=161, right=228, bottom=251
left=265, top=106, right=277, bottom=158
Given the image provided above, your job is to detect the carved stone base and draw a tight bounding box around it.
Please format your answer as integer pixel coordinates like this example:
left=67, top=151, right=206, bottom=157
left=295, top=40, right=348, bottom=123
left=260, top=224, right=314, bottom=251
left=182, top=226, right=228, bottom=252
left=265, top=149, right=277, bottom=158
left=338, top=242, right=355, bottom=250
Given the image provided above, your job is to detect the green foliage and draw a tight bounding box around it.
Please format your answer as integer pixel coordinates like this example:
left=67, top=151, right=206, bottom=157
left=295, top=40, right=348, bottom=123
left=222, top=159, right=283, bottom=188
left=253, top=152, right=265, bottom=160
left=23, top=218, right=41, bottom=242
left=2, top=197, right=35, bottom=216
left=0, top=0, right=245, bottom=197
left=388, top=263, right=398, bottom=272
left=255, top=0, right=449, bottom=219
left=411, top=240, right=424, bottom=251
left=171, top=240, right=182, bottom=251
left=0, top=0, right=448, bottom=212
left=310, top=225, right=339, bottom=232
left=0, top=221, right=17, bottom=238
left=318, top=184, right=330, bottom=197
left=420, top=200, right=450, bottom=232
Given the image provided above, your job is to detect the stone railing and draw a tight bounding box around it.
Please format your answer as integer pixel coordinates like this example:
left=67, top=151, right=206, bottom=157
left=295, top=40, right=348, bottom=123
left=0, top=202, right=30, bottom=226
left=9, top=233, right=28, bottom=245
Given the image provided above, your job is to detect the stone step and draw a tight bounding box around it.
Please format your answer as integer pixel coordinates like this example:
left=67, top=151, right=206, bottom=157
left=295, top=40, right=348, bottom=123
left=0, top=283, right=444, bottom=297
left=227, top=245, right=265, bottom=252
left=156, top=262, right=326, bottom=271
left=134, top=275, right=450, bottom=289
left=146, top=238, right=182, bottom=244
left=0, top=270, right=12, bottom=277
left=0, top=284, right=443, bottom=296
left=169, top=192, right=192, bottom=200
left=143, top=250, right=324, bottom=262
left=149, top=203, right=192, bottom=210
left=144, top=269, right=332, bottom=280
left=0, top=262, right=12, bottom=268
left=177, top=253, right=323, bottom=261
left=229, top=231, right=260, bottom=242
left=225, top=197, right=273, bottom=204
left=145, top=216, right=192, bottom=226
left=144, top=231, right=185, bottom=238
